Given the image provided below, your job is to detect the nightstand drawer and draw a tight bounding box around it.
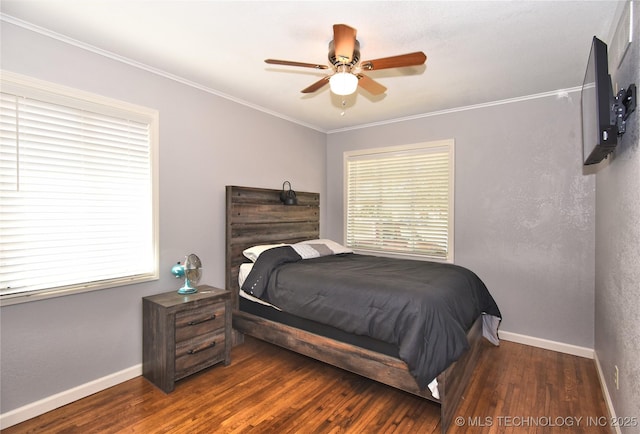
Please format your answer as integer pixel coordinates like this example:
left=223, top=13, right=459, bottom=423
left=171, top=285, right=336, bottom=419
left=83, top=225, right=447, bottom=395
left=175, top=302, right=226, bottom=342
left=175, top=330, right=226, bottom=380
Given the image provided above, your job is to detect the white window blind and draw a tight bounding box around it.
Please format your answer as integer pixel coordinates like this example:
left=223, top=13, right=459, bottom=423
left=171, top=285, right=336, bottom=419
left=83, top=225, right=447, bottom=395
left=345, top=140, right=454, bottom=262
left=0, top=72, right=159, bottom=304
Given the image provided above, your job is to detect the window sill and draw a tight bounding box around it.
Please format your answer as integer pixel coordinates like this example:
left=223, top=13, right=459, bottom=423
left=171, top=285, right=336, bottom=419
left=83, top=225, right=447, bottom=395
left=0, top=273, right=159, bottom=306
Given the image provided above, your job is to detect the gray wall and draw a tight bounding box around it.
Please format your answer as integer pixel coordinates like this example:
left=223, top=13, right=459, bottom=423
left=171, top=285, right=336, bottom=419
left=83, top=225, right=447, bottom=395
left=0, top=22, right=326, bottom=413
left=594, top=2, right=640, bottom=430
left=326, top=93, right=596, bottom=348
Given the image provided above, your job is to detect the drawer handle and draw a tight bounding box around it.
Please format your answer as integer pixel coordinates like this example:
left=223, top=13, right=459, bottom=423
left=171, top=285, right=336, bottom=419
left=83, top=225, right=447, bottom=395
left=187, top=341, right=216, bottom=355
left=187, top=314, right=216, bottom=326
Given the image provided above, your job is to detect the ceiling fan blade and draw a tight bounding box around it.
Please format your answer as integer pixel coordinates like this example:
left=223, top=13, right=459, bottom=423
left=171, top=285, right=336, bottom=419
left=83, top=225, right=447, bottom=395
left=301, top=76, right=331, bottom=93
left=360, top=52, right=427, bottom=71
left=357, top=74, right=387, bottom=95
left=333, top=24, right=357, bottom=63
left=265, top=59, right=329, bottom=70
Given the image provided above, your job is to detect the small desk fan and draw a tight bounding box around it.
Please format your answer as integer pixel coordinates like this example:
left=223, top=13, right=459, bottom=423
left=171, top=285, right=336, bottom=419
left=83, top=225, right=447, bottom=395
left=170, top=254, right=202, bottom=294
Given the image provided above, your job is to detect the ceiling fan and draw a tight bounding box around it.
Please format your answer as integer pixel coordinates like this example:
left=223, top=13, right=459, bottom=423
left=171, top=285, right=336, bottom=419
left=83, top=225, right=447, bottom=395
left=265, top=24, right=427, bottom=96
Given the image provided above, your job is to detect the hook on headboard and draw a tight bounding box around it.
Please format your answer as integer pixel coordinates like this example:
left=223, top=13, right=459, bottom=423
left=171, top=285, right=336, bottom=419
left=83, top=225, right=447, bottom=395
left=280, top=181, right=298, bottom=205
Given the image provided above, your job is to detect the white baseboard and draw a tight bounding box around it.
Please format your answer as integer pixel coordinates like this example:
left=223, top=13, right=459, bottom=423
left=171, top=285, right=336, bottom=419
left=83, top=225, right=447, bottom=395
left=499, top=330, right=595, bottom=359
left=0, top=364, right=142, bottom=430
left=594, top=353, right=622, bottom=434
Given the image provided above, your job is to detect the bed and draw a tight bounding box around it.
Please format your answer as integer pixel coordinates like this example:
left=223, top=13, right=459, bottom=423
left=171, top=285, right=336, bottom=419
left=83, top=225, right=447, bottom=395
left=225, top=185, right=501, bottom=433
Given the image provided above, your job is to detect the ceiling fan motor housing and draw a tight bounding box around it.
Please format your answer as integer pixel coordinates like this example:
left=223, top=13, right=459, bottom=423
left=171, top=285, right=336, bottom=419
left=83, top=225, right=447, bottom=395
left=328, top=40, right=360, bottom=67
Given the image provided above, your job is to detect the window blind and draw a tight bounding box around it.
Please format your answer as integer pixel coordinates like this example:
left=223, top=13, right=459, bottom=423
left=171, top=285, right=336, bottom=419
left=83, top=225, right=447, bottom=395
left=0, top=74, right=158, bottom=302
left=345, top=141, right=454, bottom=261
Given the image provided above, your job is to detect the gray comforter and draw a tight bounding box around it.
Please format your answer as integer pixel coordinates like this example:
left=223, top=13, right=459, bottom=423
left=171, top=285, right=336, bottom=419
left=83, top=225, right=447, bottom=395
left=242, top=247, right=501, bottom=389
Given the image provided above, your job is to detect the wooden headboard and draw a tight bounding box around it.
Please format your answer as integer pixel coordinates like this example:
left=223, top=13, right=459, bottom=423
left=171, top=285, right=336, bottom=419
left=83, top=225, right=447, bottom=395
left=225, top=185, right=319, bottom=311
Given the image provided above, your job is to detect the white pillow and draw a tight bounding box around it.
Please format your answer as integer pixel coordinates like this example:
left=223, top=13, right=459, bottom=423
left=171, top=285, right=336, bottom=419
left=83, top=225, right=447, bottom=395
left=238, top=262, right=253, bottom=286
left=294, top=239, right=353, bottom=257
left=242, top=243, right=287, bottom=262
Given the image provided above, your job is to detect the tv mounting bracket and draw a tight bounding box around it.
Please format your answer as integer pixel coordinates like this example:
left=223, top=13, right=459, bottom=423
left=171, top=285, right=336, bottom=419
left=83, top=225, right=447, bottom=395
left=613, top=83, right=637, bottom=136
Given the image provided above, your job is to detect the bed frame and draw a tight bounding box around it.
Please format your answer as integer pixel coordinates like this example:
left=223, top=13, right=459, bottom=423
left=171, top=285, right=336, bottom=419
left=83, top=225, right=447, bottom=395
left=225, top=185, right=483, bottom=434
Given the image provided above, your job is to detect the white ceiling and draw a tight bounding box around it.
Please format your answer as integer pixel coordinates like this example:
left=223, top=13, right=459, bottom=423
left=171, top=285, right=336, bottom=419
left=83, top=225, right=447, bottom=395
left=0, top=1, right=625, bottom=132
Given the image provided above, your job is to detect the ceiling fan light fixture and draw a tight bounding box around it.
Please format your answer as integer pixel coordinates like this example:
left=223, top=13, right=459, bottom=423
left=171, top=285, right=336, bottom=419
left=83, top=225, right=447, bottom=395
left=329, top=71, right=358, bottom=95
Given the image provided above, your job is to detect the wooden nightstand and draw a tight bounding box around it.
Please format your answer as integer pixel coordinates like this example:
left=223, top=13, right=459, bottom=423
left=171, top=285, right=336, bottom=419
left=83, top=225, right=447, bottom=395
left=142, top=285, right=231, bottom=393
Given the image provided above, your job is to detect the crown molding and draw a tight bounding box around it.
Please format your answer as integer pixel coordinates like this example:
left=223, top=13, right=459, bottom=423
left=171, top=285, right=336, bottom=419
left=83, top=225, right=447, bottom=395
left=2, top=13, right=582, bottom=136
left=0, top=13, right=325, bottom=133
left=326, top=86, right=582, bottom=134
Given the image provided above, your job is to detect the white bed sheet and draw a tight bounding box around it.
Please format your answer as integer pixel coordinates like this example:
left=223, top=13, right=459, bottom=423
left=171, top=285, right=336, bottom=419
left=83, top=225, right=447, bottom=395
left=239, top=263, right=281, bottom=309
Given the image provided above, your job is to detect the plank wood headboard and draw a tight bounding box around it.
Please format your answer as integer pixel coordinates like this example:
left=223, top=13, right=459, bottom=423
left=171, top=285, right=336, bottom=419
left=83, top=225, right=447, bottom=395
left=225, top=185, right=319, bottom=311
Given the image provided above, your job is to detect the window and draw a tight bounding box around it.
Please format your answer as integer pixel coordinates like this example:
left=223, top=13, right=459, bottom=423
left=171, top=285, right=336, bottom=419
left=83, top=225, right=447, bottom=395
left=0, top=71, right=159, bottom=305
left=344, top=140, right=454, bottom=262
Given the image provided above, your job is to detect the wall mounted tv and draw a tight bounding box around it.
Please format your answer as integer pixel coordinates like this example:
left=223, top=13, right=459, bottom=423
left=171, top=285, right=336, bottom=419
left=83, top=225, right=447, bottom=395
left=581, top=36, right=636, bottom=166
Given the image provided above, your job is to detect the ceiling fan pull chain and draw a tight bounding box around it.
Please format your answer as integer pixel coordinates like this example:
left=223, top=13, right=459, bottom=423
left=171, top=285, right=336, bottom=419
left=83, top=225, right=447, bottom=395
left=340, top=99, right=347, bottom=116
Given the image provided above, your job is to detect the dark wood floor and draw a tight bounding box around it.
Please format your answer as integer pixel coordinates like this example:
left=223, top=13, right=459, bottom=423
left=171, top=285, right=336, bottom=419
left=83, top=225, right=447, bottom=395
left=2, top=337, right=611, bottom=433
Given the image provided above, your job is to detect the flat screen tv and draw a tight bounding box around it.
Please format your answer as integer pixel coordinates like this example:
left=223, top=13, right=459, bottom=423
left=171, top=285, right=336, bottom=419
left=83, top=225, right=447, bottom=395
left=581, top=36, right=617, bottom=165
